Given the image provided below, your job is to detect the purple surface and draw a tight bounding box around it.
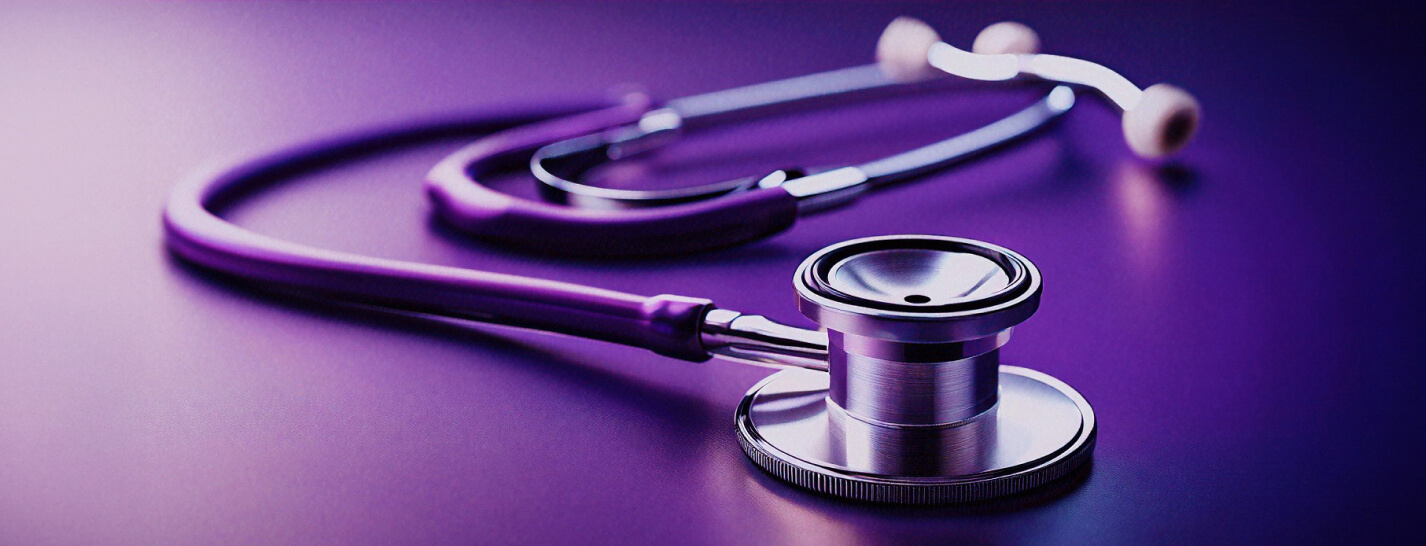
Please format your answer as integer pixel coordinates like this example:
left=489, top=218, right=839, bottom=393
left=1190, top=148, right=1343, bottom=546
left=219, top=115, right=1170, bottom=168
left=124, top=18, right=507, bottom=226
left=1, top=2, right=1422, bottom=544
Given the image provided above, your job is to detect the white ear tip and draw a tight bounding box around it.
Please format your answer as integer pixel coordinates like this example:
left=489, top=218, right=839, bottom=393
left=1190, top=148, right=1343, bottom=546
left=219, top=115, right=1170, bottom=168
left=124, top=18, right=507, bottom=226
left=877, top=16, right=941, bottom=82
left=1123, top=83, right=1201, bottom=158
left=972, top=21, right=1040, bottom=55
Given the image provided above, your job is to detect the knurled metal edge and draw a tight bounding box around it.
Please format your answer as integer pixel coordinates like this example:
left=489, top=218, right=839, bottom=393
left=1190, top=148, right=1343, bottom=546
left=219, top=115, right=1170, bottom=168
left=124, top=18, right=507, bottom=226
left=737, top=426, right=1095, bottom=504
left=734, top=371, right=1096, bottom=504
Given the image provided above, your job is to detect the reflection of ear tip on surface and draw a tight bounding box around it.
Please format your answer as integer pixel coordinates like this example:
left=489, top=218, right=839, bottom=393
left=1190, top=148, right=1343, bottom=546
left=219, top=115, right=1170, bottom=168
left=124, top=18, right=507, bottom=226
left=876, top=16, right=941, bottom=82
left=1123, top=83, right=1201, bottom=159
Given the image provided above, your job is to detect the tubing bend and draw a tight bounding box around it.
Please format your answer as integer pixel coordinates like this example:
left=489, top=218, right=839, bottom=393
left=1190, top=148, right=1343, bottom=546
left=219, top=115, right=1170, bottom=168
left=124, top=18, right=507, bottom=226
left=162, top=103, right=715, bottom=362
left=425, top=102, right=800, bottom=258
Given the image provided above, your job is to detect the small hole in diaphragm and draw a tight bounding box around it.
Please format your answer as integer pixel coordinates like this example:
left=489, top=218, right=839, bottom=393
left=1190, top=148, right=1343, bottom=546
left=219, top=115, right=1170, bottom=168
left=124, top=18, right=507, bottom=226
left=904, top=294, right=931, bottom=304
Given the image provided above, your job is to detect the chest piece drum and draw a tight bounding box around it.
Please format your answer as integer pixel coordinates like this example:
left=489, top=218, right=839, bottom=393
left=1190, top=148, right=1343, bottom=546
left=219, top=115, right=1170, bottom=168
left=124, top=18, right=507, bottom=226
left=735, top=235, right=1095, bottom=503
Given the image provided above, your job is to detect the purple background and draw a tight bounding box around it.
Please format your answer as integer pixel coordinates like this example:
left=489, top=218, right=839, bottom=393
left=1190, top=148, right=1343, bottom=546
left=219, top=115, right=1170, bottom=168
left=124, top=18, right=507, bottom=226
left=2, top=2, right=1422, bottom=544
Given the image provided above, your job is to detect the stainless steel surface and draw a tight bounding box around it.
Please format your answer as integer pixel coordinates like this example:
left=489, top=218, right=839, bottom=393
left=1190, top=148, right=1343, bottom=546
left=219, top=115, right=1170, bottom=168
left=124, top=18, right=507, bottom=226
left=855, top=85, right=1075, bottom=183
left=825, top=248, right=1010, bottom=306
left=526, top=63, right=906, bottom=210
left=778, top=166, right=870, bottom=212
left=530, top=126, right=759, bottom=210
left=797, top=235, right=1038, bottom=426
left=528, top=82, right=1074, bottom=211
left=736, top=367, right=1095, bottom=503
left=831, top=335, right=1001, bottom=425
left=731, top=234, right=1092, bottom=502
left=796, top=236, right=1040, bottom=342
left=666, top=64, right=900, bottom=122
left=700, top=308, right=829, bottom=371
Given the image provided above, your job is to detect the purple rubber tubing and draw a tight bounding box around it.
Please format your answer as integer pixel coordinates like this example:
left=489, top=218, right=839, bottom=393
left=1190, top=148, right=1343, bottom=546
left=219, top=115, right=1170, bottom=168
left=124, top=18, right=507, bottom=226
left=425, top=97, right=800, bottom=257
left=163, top=99, right=716, bottom=361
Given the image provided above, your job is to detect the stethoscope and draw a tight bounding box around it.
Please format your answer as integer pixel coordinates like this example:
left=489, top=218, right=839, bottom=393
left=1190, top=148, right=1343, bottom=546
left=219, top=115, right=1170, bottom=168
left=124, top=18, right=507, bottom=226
left=164, top=17, right=1199, bottom=504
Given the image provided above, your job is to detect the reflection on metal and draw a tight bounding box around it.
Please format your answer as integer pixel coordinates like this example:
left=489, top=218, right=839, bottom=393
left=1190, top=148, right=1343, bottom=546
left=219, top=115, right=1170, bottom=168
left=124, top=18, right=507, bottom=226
left=530, top=84, right=1075, bottom=211
left=737, top=367, right=1095, bottom=503
left=827, top=248, right=1011, bottom=306
left=702, top=309, right=829, bottom=371
left=734, top=235, right=1096, bottom=503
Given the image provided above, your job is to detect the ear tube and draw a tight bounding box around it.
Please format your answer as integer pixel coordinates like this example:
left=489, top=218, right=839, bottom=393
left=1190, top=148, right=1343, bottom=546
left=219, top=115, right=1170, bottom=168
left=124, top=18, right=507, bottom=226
left=876, top=16, right=1200, bottom=159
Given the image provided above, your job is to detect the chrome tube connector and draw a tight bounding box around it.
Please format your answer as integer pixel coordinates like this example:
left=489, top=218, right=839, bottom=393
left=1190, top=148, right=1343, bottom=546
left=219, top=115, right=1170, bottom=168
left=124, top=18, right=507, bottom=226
left=700, top=308, right=829, bottom=371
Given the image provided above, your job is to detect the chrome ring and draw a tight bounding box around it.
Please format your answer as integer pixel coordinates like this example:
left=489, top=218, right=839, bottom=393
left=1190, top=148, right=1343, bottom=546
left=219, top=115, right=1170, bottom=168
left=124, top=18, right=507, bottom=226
left=736, top=367, right=1096, bottom=504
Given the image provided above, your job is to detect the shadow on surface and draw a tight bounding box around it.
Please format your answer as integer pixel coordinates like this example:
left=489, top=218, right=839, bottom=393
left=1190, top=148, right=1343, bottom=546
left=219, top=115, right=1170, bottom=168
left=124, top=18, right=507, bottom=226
left=1155, top=162, right=1200, bottom=194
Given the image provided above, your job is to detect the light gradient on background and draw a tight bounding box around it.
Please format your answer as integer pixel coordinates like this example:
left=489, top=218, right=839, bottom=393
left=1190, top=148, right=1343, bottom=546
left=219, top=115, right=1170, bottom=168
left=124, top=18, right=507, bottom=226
left=1, top=2, right=1422, bottom=544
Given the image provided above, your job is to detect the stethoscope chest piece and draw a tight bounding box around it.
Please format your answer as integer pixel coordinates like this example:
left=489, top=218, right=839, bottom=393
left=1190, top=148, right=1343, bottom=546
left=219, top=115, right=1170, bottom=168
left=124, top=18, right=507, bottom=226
left=736, top=235, right=1096, bottom=503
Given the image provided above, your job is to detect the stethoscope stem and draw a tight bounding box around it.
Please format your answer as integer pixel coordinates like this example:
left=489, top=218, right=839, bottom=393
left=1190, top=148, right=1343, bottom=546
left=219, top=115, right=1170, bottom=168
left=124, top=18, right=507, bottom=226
left=700, top=309, right=831, bottom=371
